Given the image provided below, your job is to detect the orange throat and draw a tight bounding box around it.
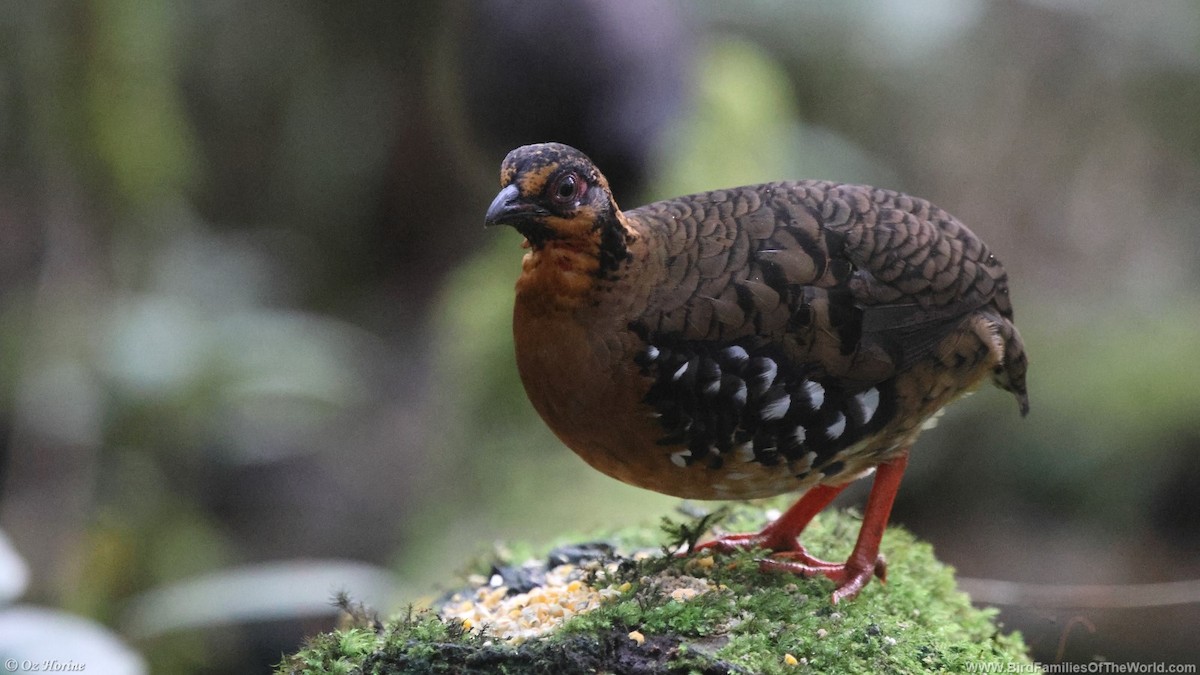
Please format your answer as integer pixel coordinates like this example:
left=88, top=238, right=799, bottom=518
left=515, top=237, right=602, bottom=312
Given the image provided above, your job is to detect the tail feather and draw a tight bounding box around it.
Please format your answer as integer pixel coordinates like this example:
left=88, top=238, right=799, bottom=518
left=992, top=320, right=1029, bottom=416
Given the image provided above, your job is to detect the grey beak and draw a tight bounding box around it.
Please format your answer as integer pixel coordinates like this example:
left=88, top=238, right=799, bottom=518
left=484, top=184, right=523, bottom=227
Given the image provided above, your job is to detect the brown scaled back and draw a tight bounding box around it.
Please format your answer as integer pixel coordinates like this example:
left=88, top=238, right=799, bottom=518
left=484, top=142, right=1029, bottom=602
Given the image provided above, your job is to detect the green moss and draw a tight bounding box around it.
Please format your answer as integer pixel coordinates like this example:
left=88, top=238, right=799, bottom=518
left=281, top=627, right=381, bottom=675
left=276, top=504, right=1034, bottom=674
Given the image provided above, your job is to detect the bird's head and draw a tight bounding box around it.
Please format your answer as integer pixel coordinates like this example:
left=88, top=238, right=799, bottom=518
left=484, top=143, right=621, bottom=248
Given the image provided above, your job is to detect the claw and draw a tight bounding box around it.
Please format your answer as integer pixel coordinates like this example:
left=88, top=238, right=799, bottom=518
left=686, top=454, right=908, bottom=603
left=690, top=484, right=849, bottom=556
left=768, top=548, right=839, bottom=569
left=758, top=552, right=888, bottom=603
left=690, top=530, right=802, bottom=555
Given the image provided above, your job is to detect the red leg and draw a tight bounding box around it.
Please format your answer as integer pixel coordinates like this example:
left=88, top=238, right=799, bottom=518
left=760, top=451, right=910, bottom=603
left=693, top=483, right=847, bottom=554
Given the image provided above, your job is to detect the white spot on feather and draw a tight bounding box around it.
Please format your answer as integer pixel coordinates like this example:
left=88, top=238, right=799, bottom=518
left=672, top=362, right=689, bottom=381
left=859, top=387, right=880, bottom=422
left=803, top=381, right=825, bottom=409
left=792, top=425, right=807, bottom=444
left=845, top=466, right=876, bottom=482
left=753, top=358, right=777, bottom=389
left=670, top=450, right=691, bottom=467
left=794, top=451, right=817, bottom=472
left=721, top=345, right=749, bottom=362
left=826, top=413, right=846, bottom=439
left=644, top=346, right=659, bottom=361
left=760, top=394, right=791, bottom=420
left=734, top=443, right=755, bottom=463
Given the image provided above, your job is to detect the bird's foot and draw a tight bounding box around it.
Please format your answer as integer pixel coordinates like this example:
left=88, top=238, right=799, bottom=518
left=757, top=552, right=888, bottom=603
left=689, top=486, right=849, bottom=556
left=689, top=527, right=804, bottom=555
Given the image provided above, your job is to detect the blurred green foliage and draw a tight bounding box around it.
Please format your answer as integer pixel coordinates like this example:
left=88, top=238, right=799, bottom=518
left=654, top=38, right=896, bottom=200
left=86, top=1, right=196, bottom=207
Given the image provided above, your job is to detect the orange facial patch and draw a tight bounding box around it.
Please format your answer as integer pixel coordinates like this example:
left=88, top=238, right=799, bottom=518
left=540, top=206, right=599, bottom=241
left=516, top=162, right=558, bottom=199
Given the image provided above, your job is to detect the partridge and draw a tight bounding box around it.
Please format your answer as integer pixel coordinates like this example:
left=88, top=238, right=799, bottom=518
left=484, top=143, right=1029, bottom=602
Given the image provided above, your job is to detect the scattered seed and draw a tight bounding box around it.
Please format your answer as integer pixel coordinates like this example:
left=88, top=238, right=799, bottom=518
left=671, top=588, right=699, bottom=601
left=440, top=561, right=623, bottom=643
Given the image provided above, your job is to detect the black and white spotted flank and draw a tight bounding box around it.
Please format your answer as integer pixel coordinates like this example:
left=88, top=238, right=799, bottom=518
left=633, top=330, right=895, bottom=482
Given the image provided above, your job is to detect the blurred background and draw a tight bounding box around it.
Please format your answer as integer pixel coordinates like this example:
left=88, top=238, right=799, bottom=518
left=1, top=0, right=1198, bottom=671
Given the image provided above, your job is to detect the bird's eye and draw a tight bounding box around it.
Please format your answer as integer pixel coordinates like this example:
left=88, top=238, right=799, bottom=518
left=550, top=172, right=581, bottom=205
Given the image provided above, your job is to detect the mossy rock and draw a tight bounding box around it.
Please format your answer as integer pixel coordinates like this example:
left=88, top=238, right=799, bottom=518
left=277, top=504, right=1033, bottom=674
